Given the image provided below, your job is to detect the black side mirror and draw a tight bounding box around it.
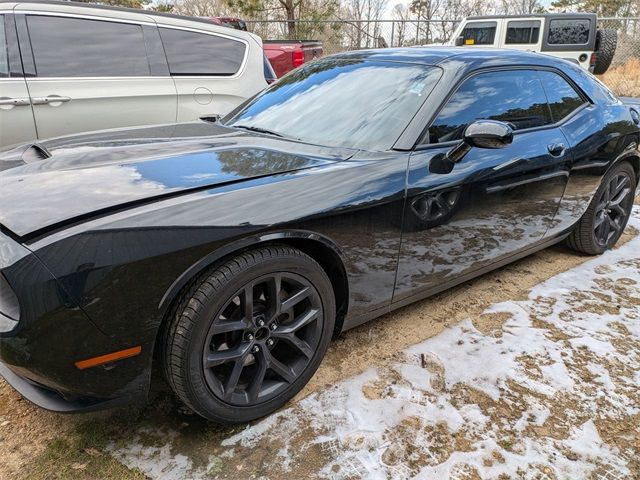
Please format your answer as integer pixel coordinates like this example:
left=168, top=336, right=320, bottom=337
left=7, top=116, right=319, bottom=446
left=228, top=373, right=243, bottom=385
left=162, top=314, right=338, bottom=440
left=430, top=120, right=513, bottom=174
left=455, top=36, right=465, bottom=46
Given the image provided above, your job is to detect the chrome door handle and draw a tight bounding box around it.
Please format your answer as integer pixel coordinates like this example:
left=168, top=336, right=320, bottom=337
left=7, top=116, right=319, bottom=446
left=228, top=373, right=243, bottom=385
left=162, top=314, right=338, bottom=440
left=32, top=95, right=72, bottom=105
left=0, top=97, right=31, bottom=107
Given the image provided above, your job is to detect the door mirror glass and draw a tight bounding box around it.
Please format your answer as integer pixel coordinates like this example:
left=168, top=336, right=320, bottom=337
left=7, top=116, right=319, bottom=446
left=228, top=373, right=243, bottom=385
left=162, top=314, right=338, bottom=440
left=464, top=120, right=513, bottom=149
left=455, top=36, right=464, bottom=47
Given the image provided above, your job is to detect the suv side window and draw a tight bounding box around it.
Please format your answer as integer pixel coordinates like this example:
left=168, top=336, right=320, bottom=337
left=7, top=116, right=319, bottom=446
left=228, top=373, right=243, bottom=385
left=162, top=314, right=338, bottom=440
left=506, top=20, right=541, bottom=44
left=0, top=17, right=7, bottom=78
left=547, top=19, right=590, bottom=45
left=460, top=22, right=497, bottom=45
left=537, top=71, right=587, bottom=121
left=159, top=28, right=246, bottom=76
left=26, top=16, right=150, bottom=77
left=428, top=70, right=552, bottom=144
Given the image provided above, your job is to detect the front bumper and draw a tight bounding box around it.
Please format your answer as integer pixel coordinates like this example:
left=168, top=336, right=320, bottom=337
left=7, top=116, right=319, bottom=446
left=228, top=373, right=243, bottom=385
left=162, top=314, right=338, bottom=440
left=0, top=229, right=154, bottom=413
left=0, top=361, right=144, bottom=413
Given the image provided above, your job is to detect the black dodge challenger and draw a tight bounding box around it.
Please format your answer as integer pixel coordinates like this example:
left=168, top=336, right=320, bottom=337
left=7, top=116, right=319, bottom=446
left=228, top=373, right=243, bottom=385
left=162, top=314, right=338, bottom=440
left=1, top=48, right=639, bottom=423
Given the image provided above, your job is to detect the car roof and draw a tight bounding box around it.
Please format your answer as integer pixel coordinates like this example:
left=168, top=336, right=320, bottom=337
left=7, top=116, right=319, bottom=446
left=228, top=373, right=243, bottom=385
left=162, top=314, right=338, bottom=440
left=2, top=0, right=232, bottom=28
left=327, top=46, right=562, bottom=69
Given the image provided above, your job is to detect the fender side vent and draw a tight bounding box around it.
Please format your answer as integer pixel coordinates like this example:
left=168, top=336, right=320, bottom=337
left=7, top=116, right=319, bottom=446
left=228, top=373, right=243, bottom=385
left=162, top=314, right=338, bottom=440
left=21, top=144, right=52, bottom=163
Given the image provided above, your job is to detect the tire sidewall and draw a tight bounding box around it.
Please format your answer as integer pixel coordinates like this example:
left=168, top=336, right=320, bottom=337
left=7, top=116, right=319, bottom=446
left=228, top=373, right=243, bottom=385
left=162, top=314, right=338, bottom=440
left=181, top=252, right=335, bottom=423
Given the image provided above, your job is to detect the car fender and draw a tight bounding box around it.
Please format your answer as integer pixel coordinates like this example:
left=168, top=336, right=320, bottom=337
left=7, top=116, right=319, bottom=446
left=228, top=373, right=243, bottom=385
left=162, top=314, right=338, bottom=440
left=157, top=229, right=348, bottom=313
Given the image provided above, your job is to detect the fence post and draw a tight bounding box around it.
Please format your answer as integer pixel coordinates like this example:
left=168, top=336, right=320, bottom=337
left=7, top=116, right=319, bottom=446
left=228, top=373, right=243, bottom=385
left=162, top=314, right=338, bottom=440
left=391, top=20, right=395, bottom=47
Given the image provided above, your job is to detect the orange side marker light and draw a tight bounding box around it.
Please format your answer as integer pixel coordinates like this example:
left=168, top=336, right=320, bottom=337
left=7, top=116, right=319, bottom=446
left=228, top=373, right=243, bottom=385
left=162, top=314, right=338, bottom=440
left=75, top=346, right=142, bottom=370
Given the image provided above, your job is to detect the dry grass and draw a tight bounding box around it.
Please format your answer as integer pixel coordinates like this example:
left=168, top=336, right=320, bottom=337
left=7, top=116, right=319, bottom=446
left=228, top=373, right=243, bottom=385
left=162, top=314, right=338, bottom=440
left=599, top=57, right=640, bottom=97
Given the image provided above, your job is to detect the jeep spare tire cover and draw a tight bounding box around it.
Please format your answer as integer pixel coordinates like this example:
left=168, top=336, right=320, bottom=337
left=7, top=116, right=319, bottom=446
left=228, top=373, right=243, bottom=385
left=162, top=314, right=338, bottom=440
left=593, top=28, right=617, bottom=75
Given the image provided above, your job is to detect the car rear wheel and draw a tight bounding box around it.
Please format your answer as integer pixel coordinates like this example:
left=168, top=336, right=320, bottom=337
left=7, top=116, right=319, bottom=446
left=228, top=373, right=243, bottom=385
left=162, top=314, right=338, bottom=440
left=163, top=246, right=335, bottom=424
left=566, top=161, right=636, bottom=255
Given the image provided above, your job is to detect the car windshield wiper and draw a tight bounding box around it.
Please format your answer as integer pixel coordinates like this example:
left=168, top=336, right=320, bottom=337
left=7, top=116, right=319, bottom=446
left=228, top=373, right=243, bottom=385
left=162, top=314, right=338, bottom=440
left=232, top=124, right=285, bottom=138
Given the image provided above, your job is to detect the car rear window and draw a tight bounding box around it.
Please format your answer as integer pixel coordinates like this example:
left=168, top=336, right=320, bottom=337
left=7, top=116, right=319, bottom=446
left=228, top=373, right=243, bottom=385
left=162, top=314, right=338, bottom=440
left=429, top=70, right=552, bottom=143
left=159, top=28, right=246, bottom=76
left=26, top=16, right=150, bottom=77
left=547, top=19, right=590, bottom=45
left=506, top=20, right=541, bottom=44
left=460, top=22, right=497, bottom=45
left=537, top=71, right=586, bottom=122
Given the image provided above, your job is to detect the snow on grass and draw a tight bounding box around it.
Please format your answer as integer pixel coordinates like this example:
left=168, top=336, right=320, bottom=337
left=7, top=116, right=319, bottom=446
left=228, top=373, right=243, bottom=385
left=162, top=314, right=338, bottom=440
left=110, top=208, right=640, bottom=479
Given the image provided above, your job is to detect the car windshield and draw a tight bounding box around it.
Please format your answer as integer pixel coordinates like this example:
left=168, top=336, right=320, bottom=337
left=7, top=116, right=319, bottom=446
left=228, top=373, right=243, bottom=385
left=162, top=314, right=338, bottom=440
left=223, top=59, right=441, bottom=150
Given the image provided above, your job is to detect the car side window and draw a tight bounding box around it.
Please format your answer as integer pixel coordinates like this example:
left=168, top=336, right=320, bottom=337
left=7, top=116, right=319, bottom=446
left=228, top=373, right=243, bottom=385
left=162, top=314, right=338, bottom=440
left=26, top=16, right=150, bottom=77
left=159, top=28, right=246, bottom=76
left=506, top=20, right=541, bottom=44
left=428, top=70, right=552, bottom=144
left=537, top=71, right=587, bottom=122
left=460, top=22, right=497, bottom=45
left=0, top=16, right=8, bottom=77
left=547, top=19, right=590, bottom=45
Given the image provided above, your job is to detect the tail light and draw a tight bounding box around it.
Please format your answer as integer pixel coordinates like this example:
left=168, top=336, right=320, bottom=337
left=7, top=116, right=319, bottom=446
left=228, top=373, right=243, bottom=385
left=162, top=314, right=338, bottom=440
left=590, top=53, right=598, bottom=69
left=0, top=273, right=19, bottom=333
left=293, top=50, right=305, bottom=68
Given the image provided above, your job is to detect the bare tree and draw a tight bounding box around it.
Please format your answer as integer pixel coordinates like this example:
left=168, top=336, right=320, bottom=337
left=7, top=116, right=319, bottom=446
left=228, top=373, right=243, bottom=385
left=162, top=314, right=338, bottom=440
left=501, top=0, right=544, bottom=14
left=342, top=0, right=389, bottom=48
left=392, top=3, right=412, bottom=46
left=173, top=0, right=232, bottom=16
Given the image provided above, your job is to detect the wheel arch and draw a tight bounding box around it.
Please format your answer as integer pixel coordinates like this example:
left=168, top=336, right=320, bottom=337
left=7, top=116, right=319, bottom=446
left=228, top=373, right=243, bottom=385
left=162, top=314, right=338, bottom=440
left=157, top=230, right=350, bottom=338
left=626, top=153, right=640, bottom=187
left=609, top=149, right=640, bottom=188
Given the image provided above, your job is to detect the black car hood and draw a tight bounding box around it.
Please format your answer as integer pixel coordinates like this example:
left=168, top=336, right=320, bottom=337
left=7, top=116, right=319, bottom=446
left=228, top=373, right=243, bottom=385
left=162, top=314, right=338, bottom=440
left=0, top=122, right=353, bottom=239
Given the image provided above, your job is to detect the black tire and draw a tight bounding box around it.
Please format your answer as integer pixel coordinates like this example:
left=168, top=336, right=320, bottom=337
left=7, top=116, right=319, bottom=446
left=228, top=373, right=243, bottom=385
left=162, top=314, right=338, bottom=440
left=593, top=28, right=617, bottom=75
left=566, top=161, right=636, bottom=255
left=163, top=245, right=335, bottom=424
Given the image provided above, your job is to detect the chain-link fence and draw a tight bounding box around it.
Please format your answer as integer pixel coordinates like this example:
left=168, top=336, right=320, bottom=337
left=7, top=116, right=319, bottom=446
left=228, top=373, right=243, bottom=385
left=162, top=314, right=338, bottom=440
left=598, top=17, right=640, bottom=97
left=247, top=17, right=640, bottom=97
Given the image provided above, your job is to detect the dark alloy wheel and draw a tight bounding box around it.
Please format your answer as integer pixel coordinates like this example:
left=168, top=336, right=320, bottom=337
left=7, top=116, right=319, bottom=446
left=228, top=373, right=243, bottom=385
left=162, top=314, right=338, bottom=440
left=163, top=246, right=335, bottom=424
left=202, top=272, right=323, bottom=406
left=593, top=172, right=633, bottom=247
left=567, top=161, right=636, bottom=255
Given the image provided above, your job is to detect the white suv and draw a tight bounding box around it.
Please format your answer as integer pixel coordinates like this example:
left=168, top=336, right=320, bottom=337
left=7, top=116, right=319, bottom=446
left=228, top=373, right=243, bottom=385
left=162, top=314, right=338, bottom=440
left=0, top=1, right=271, bottom=147
left=450, top=13, right=617, bottom=75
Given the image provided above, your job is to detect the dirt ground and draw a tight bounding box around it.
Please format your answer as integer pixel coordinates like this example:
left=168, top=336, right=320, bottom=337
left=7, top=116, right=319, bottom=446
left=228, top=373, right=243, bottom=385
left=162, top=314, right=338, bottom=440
left=1, top=202, right=639, bottom=480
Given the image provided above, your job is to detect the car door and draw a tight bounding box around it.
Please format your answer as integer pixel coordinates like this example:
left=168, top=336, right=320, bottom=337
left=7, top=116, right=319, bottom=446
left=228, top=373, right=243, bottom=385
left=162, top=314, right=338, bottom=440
left=157, top=25, right=259, bottom=121
left=0, top=13, right=37, bottom=147
left=393, top=69, right=572, bottom=304
left=14, top=10, right=177, bottom=139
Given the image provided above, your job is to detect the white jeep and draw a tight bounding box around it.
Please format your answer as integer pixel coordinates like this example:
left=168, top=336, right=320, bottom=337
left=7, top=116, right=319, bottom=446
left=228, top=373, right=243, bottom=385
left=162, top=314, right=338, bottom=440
left=449, top=13, right=617, bottom=74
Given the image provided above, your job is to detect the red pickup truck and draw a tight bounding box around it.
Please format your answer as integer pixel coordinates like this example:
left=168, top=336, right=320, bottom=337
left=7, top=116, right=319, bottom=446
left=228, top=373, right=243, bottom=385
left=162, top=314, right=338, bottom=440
left=263, top=40, right=323, bottom=77
left=208, top=18, right=323, bottom=78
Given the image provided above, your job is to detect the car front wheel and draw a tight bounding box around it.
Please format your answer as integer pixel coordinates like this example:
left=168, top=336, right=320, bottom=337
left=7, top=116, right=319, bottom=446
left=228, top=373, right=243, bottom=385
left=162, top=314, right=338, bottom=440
left=163, top=245, right=335, bottom=424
